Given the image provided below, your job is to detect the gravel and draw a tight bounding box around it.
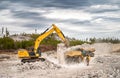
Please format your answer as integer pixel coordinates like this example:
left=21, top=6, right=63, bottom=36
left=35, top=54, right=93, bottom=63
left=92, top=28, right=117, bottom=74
left=0, top=43, right=120, bottom=78
left=15, top=60, right=61, bottom=72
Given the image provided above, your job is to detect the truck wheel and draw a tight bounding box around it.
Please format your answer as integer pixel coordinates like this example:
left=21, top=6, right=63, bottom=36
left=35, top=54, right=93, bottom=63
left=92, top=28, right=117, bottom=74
left=39, top=58, right=45, bottom=62
left=21, top=59, right=26, bottom=63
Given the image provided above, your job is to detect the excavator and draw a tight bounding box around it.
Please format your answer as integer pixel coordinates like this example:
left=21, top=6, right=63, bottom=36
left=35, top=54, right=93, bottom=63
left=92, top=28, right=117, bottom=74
left=18, top=24, right=68, bottom=63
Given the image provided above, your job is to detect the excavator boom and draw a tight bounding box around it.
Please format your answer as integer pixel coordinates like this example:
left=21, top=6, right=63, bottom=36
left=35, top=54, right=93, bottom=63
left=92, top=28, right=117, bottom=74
left=34, top=24, right=68, bottom=54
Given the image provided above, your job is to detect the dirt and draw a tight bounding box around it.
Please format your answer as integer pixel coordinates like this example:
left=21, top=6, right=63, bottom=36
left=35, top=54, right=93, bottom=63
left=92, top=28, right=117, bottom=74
left=0, top=43, right=120, bottom=78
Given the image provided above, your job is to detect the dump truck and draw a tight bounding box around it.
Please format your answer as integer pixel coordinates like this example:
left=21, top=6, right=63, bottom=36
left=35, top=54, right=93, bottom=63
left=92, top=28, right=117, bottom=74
left=65, top=47, right=95, bottom=66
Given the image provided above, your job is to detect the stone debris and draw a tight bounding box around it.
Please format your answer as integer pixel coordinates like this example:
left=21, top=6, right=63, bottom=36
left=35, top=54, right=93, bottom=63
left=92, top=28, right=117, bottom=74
left=0, top=43, right=120, bottom=78
left=0, top=54, right=10, bottom=61
left=14, top=59, right=61, bottom=72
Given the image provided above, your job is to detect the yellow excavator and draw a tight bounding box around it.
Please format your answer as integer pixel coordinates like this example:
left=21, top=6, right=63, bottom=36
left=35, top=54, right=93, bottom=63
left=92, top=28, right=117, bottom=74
left=18, top=24, right=68, bottom=63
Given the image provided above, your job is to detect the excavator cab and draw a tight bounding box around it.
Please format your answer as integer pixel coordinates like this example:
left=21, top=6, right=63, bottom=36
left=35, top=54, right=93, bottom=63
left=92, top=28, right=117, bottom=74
left=28, top=48, right=41, bottom=57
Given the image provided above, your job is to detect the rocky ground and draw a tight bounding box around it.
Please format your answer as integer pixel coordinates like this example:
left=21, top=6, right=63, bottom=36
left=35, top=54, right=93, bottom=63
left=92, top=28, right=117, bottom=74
left=0, top=43, right=120, bottom=78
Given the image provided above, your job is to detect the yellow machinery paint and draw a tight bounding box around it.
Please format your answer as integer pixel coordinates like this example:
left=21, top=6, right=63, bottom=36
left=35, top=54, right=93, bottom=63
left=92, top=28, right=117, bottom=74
left=18, top=24, right=68, bottom=62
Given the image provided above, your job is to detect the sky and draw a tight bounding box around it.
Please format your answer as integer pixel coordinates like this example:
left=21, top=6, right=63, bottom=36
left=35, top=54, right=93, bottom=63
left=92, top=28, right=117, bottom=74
left=0, top=0, right=120, bottom=40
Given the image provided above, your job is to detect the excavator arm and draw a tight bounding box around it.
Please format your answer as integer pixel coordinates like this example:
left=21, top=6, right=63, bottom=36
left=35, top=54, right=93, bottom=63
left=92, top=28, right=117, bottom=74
left=34, top=24, right=68, bottom=54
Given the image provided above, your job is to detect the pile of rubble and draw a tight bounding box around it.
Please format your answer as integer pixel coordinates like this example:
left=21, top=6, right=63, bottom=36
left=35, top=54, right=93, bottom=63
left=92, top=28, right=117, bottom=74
left=0, top=54, right=10, bottom=61
left=0, top=43, right=120, bottom=78
left=14, top=60, right=61, bottom=72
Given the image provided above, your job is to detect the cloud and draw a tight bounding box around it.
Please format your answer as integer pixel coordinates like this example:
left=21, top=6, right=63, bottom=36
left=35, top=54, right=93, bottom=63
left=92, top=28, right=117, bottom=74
left=90, top=18, right=103, bottom=23
left=0, top=0, right=120, bottom=39
left=93, top=11, right=120, bottom=18
left=90, top=4, right=119, bottom=10
left=0, top=10, right=14, bottom=23
left=42, top=9, right=92, bottom=21
left=85, top=4, right=120, bottom=13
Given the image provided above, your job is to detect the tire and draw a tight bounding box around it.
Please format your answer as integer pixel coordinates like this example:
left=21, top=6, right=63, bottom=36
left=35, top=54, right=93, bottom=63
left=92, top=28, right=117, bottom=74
left=89, top=52, right=94, bottom=57
left=39, top=58, right=45, bottom=62
left=21, top=59, right=26, bottom=63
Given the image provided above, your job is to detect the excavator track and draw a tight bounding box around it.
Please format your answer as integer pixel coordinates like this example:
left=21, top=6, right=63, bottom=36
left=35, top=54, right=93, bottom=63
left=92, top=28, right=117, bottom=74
left=21, top=58, right=45, bottom=63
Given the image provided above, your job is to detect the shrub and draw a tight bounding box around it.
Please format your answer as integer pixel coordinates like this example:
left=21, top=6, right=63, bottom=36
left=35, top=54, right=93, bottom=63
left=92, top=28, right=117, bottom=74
left=0, top=37, right=14, bottom=50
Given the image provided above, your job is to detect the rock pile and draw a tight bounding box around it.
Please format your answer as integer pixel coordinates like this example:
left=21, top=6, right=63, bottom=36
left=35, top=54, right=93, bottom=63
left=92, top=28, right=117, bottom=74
left=90, top=55, right=120, bottom=78
left=14, top=60, right=61, bottom=72
left=0, top=54, right=10, bottom=61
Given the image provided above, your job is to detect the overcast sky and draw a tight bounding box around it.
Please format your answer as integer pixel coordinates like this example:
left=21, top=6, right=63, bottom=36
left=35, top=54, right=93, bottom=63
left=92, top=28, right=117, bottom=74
left=0, top=0, right=120, bottom=40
